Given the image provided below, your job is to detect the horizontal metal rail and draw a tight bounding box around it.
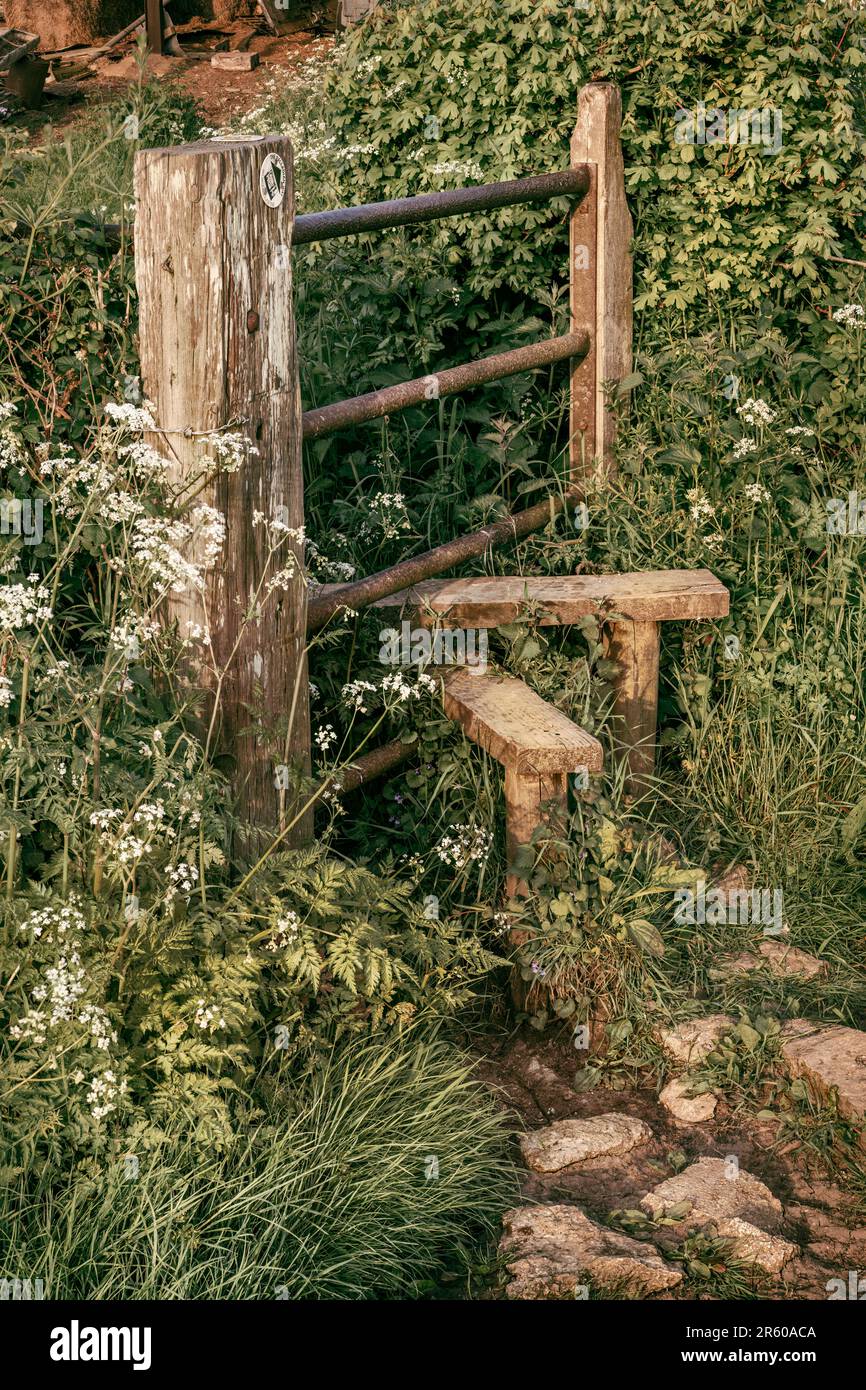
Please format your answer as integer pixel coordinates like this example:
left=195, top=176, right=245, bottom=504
left=307, top=486, right=582, bottom=631
left=25, top=166, right=588, bottom=253
left=308, top=737, right=416, bottom=808
left=293, top=167, right=590, bottom=245
left=302, top=331, right=589, bottom=441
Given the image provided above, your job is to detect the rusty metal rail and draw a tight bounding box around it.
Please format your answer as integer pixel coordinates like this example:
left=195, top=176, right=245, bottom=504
left=293, top=167, right=589, bottom=246
left=307, top=486, right=581, bottom=631
left=302, top=331, right=589, bottom=440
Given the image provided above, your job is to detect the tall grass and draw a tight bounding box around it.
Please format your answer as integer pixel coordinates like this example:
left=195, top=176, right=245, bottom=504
left=0, top=1036, right=517, bottom=1299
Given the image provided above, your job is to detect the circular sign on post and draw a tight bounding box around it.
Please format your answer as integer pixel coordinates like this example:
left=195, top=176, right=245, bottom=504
left=259, top=152, right=286, bottom=209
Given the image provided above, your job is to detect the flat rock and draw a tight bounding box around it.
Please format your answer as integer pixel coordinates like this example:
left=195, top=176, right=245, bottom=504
left=520, top=1112, right=652, bottom=1173
left=780, top=1022, right=866, bottom=1131
left=659, top=1076, right=717, bottom=1125
left=640, top=1157, right=783, bottom=1231
left=719, top=941, right=826, bottom=979
left=656, top=1014, right=734, bottom=1067
left=500, top=1203, right=683, bottom=1298
left=716, top=1217, right=796, bottom=1275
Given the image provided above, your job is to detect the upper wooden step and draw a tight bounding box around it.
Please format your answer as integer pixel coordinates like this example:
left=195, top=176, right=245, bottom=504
left=441, top=668, right=603, bottom=775
left=374, top=569, right=729, bottom=627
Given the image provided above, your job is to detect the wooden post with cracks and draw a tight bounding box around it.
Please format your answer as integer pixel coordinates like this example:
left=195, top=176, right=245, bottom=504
left=135, top=135, right=312, bottom=862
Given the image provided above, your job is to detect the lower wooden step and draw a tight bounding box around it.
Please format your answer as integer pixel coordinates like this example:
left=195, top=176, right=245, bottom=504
left=441, top=668, right=603, bottom=776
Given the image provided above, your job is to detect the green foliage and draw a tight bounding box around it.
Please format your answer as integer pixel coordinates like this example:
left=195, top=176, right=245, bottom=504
left=0, top=1036, right=517, bottom=1299
left=324, top=0, right=866, bottom=312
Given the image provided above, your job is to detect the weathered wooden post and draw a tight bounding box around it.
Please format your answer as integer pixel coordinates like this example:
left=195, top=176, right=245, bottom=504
left=135, top=135, right=312, bottom=860
left=571, top=86, right=648, bottom=793
left=570, top=83, right=633, bottom=482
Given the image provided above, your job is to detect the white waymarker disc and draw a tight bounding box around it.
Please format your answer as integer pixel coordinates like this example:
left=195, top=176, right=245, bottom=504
left=259, top=153, right=287, bottom=208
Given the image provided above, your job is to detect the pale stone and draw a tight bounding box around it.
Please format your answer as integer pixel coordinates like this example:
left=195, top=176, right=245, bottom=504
left=640, top=1157, right=783, bottom=1231
left=718, top=942, right=826, bottom=979
left=716, top=1217, right=796, bottom=1274
left=656, top=1014, right=734, bottom=1067
left=780, top=1022, right=866, bottom=1132
left=519, top=1112, right=651, bottom=1173
left=500, top=1204, right=682, bottom=1298
left=659, top=1076, right=717, bottom=1125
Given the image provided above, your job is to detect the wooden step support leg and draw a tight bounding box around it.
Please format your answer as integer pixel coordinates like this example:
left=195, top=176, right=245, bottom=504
left=605, top=617, right=660, bottom=798
left=440, top=668, right=603, bottom=1005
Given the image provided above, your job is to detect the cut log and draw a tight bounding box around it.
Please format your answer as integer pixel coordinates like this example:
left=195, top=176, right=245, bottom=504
left=372, top=569, right=729, bottom=626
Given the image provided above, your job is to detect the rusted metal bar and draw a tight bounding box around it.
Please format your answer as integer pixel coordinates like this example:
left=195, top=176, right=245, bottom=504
left=309, top=737, right=415, bottom=806
left=302, top=331, right=589, bottom=441
left=293, top=167, right=590, bottom=246
left=307, top=487, right=582, bottom=631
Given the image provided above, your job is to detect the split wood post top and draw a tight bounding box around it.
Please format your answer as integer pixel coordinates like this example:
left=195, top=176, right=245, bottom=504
left=570, top=83, right=634, bottom=483
left=135, top=135, right=311, bottom=860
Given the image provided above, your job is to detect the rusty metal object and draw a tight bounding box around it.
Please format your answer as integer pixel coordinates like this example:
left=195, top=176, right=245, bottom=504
left=307, top=487, right=583, bottom=631
left=309, top=737, right=416, bottom=806
left=293, top=166, right=590, bottom=246
left=302, top=330, right=589, bottom=440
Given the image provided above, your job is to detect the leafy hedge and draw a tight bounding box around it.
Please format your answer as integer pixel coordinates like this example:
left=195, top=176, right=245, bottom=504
left=324, top=0, right=866, bottom=321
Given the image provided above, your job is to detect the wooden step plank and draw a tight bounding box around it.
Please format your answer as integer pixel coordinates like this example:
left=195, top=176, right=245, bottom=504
left=442, top=669, right=603, bottom=775
left=373, top=569, right=729, bottom=626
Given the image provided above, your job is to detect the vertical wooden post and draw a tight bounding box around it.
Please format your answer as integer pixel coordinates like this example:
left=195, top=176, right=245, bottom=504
left=570, top=83, right=633, bottom=483
left=135, top=135, right=311, bottom=861
left=605, top=619, right=660, bottom=798
left=145, top=0, right=165, bottom=54
left=504, top=767, right=568, bottom=1010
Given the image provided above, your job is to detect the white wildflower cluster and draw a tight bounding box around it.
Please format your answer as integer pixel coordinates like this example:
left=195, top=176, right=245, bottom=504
left=131, top=505, right=225, bottom=594
left=832, top=304, right=864, bottom=326
left=0, top=575, right=53, bottom=632
left=103, top=401, right=156, bottom=433
left=435, top=823, right=494, bottom=870
left=109, top=615, right=161, bottom=658
left=732, top=438, right=758, bottom=459
left=736, top=398, right=776, bottom=426
left=381, top=670, right=437, bottom=705
left=194, top=998, right=227, bottom=1032
left=686, top=488, right=715, bottom=524
left=117, top=439, right=170, bottom=480
left=342, top=679, right=377, bottom=713
left=314, top=724, right=337, bottom=752
left=265, top=910, right=301, bottom=952
left=11, top=903, right=123, bottom=1123
left=89, top=800, right=168, bottom=870
left=207, top=431, right=259, bottom=473
left=785, top=426, right=815, bottom=437
left=0, top=402, right=23, bottom=470
left=370, top=492, right=412, bottom=540
left=744, top=482, right=771, bottom=504
left=165, top=861, right=199, bottom=904
left=85, top=1069, right=127, bottom=1121
left=0, top=674, right=13, bottom=707
left=306, top=536, right=356, bottom=583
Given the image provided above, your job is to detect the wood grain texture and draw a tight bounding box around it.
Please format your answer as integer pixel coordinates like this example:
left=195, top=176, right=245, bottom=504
left=135, top=134, right=311, bottom=857
left=570, top=83, right=633, bottom=482
left=373, top=569, right=729, bottom=626
left=441, top=668, right=603, bottom=775
left=605, top=618, right=660, bottom=796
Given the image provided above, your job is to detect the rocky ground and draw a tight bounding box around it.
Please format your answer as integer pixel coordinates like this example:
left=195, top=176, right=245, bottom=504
left=475, top=991, right=866, bottom=1300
